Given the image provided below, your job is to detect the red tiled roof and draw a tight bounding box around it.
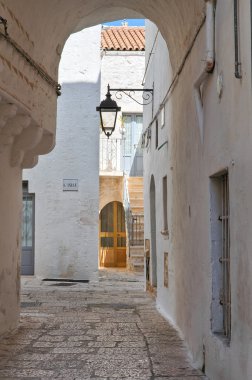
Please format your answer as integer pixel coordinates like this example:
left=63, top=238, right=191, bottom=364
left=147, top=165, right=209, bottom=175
left=102, top=27, right=145, bottom=51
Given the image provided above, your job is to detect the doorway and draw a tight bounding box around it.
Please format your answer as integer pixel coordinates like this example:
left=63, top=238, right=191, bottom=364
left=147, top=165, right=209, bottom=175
left=150, top=175, right=157, bottom=287
left=21, top=182, right=35, bottom=275
left=122, top=114, right=143, bottom=176
left=99, top=201, right=126, bottom=267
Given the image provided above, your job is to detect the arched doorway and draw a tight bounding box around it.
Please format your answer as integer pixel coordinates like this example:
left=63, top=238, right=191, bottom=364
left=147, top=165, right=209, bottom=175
left=150, top=175, right=157, bottom=287
left=99, top=201, right=126, bottom=268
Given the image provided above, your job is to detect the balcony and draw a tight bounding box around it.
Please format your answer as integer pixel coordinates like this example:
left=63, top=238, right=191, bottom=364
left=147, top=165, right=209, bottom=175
left=99, top=137, right=123, bottom=173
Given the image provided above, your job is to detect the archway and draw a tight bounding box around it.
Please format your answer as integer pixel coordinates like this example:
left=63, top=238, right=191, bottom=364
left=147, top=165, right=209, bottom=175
left=150, top=175, right=157, bottom=287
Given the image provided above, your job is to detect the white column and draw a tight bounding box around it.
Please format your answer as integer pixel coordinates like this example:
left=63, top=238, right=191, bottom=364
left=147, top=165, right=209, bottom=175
left=0, top=145, right=22, bottom=335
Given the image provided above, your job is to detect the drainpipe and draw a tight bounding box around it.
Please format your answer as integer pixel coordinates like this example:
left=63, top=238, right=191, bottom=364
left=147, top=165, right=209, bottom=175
left=234, top=0, right=242, bottom=79
left=194, top=0, right=215, bottom=143
left=251, top=0, right=252, bottom=87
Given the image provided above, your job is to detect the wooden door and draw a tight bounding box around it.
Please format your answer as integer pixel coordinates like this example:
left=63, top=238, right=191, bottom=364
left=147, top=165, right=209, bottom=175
left=99, top=202, right=126, bottom=267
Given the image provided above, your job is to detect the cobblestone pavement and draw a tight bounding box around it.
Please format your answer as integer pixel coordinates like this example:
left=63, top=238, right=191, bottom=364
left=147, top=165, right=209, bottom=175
left=0, top=269, right=207, bottom=379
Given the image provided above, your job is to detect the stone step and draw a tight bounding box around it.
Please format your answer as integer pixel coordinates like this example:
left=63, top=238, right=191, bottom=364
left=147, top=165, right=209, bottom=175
left=130, top=247, right=144, bottom=257
left=129, top=193, right=143, bottom=200
left=129, top=262, right=144, bottom=272
left=128, top=183, right=143, bottom=189
left=128, top=176, right=143, bottom=183
left=130, top=250, right=144, bottom=256
left=128, top=187, right=143, bottom=194
left=130, top=207, right=144, bottom=214
left=130, top=198, right=143, bottom=205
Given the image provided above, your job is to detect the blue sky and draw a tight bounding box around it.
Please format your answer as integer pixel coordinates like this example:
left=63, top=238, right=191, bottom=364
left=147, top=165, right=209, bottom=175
left=103, top=19, right=145, bottom=27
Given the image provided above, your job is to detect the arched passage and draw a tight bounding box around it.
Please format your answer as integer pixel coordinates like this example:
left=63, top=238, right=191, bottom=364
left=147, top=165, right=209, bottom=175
left=99, top=201, right=126, bottom=268
left=150, top=175, right=157, bottom=288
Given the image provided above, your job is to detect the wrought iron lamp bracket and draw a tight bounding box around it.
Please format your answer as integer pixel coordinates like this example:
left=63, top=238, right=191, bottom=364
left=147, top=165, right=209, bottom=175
left=109, top=88, right=153, bottom=106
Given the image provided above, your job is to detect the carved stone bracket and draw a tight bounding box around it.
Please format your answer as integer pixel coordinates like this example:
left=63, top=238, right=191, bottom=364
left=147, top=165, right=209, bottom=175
left=0, top=103, right=18, bottom=128
left=21, top=132, right=55, bottom=169
left=11, top=124, right=43, bottom=167
left=0, top=94, right=56, bottom=169
left=0, top=114, right=31, bottom=153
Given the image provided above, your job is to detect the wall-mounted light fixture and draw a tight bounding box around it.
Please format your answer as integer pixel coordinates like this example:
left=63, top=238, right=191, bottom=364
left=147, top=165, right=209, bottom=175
left=97, top=84, right=153, bottom=138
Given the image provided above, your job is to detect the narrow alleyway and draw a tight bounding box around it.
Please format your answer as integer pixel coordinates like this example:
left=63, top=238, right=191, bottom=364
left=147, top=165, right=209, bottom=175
left=0, top=270, right=207, bottom=379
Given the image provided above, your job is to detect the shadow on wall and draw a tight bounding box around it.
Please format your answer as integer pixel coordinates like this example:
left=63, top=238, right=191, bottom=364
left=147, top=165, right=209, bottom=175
left=129, top=136, right=143, bottom=177
left=23, top=79, right=101, bottom=281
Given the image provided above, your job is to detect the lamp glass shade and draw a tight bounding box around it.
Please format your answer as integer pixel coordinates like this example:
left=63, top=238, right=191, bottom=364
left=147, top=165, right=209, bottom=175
left=99, top=108, right=118, bottom=136
left=96, top=85, right=121, bottom=137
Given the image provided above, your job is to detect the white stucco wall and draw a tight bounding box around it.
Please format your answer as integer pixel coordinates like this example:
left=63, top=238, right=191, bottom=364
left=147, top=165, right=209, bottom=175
left=0, top=147, right=22, bottom=336
left=23, top=25, right=101, bottom=281
left=99, top=41, right=145, bottom=218
left=100, top=48, right=145, bottom=139
left=144, top=3, right=252, bottom=378
left=143, top=20, right=174, bottom=319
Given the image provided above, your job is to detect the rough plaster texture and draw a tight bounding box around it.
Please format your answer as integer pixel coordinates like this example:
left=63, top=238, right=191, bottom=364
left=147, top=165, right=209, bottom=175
left=99, top=176, right=124, bottom=212
left=143, top=20, right=174, bottom=326
left=23, top=26, right=101, bottom=281
left=0, top=147, right=21, bottom=336
left=143, top=2, right=252, bottom=378
left=99, top=48, right=144, bottom=220
left=101, top=50, right=145, bottom=126
left=100, top=50, right=144, bottom=154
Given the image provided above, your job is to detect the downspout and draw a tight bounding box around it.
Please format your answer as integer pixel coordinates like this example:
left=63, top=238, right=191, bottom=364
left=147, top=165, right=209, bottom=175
left=250, top=0, right=252, bottom=86
left=194, top=0, right=215, bottom=143
left=234, top=0, right=242, bottom=79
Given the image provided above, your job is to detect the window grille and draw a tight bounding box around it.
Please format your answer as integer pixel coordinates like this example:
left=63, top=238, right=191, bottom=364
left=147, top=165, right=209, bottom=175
left=129, top=213, right=144, bottom=246
left=162, top=176, right=168, bottom=232
left=219, top=172, right=231, bottom=339
left=155, top=119, right=158, bottom=149
left=210, top=170, right=231, bottom=342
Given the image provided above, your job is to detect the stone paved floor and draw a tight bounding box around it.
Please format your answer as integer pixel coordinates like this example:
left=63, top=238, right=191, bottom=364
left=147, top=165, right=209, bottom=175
left=0, top=269, right=207, bottom=379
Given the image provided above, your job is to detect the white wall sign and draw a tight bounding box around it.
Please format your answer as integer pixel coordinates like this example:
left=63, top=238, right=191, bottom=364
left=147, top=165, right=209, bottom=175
left=63, top=179, right=78, bottom=191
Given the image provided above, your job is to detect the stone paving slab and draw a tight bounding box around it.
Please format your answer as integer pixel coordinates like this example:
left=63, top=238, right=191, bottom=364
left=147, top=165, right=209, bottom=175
left=0, top=269, right=208, bottom=379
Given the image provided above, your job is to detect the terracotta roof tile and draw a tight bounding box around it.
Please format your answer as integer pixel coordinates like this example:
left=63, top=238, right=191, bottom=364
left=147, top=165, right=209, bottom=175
left=102, top=27, right=145, bottom=51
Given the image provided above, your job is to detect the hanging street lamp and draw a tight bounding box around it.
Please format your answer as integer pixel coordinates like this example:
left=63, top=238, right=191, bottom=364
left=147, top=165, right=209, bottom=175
left=97, top=84, right=153, bottom=138
left=96, top=84, right=121, bottom=138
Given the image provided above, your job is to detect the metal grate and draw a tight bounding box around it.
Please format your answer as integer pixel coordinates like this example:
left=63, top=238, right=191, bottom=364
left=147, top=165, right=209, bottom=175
left=100, top=138, right=121, bottom=172
left=129, top=214, right=144, bottom=246
left=219, top=172, right=231, bottom=340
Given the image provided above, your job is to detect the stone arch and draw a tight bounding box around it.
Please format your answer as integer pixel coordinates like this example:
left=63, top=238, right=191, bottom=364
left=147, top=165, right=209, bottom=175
left=99, top=177, right=124, bottom=213
left=6, top=0, right=205, bottom=71
left=0, top=0, right=206, bottom=167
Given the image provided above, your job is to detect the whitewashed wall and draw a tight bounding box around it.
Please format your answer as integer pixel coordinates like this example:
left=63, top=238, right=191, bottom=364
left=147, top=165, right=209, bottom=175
left=23, top=26, right=101, bottom=281
left=99, top=44, right=145, bottom=215
left=100, top=48, right=145, bottom=140
left=143, top=20, right=174, bottom=319
left=144, top=5, right=252, bottom=378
